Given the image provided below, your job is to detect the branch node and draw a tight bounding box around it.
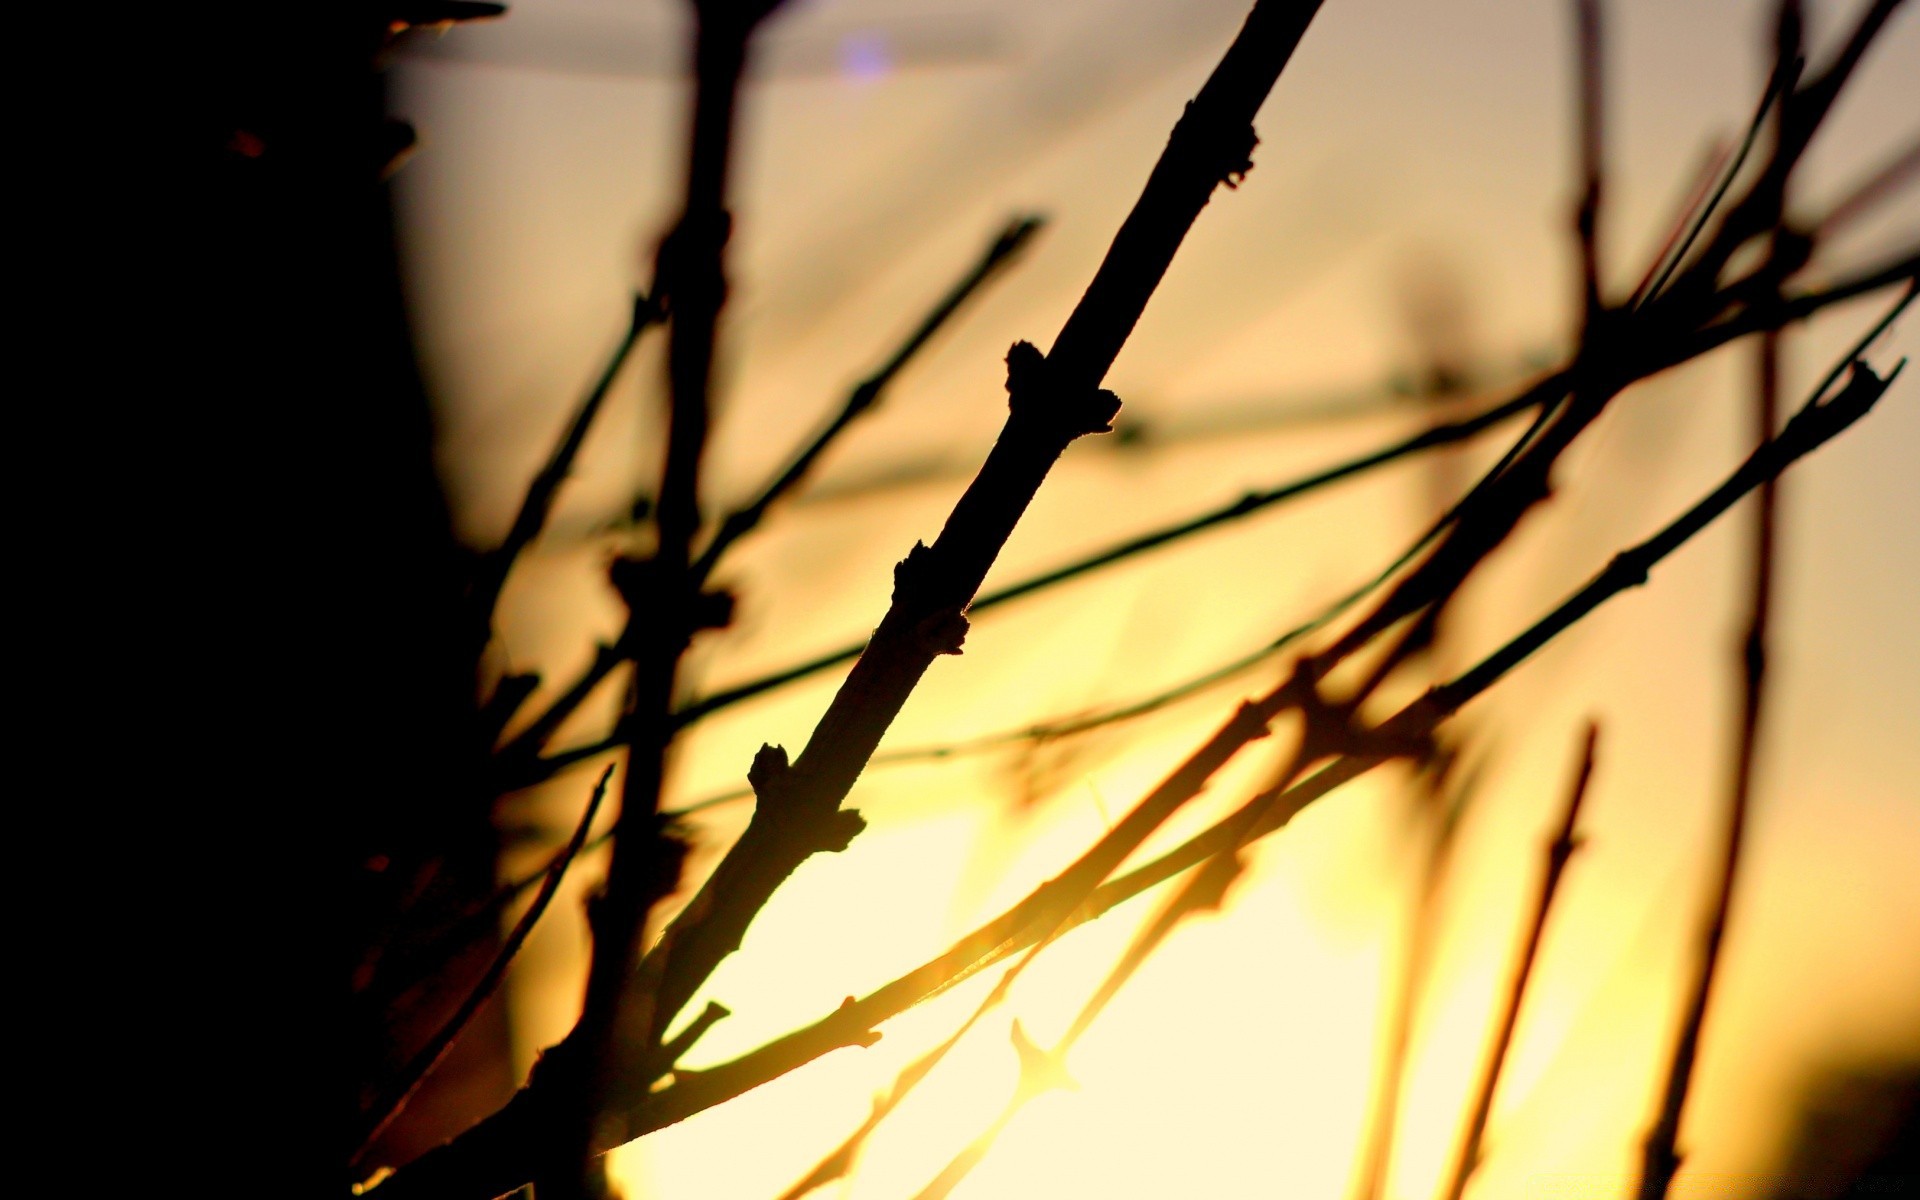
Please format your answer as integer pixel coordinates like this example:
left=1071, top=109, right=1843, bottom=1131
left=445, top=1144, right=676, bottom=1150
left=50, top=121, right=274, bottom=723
left=747, top=743, right=794, bottom=805
left=1005, top=340, right=1122, bottom=439
left=891, top=541, right=940, bottom=608
left=1173, top=101, right=1259, bottom=189
left=915, top=609, right=970, bottom=657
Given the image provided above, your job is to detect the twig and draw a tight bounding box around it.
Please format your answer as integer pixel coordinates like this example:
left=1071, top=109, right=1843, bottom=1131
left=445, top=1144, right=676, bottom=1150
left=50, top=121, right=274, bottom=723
left=1631, top=58, right=1793, bottom=309
left=603, top=344, right=1898, bottom=1146
left=492, top=216, right=1043, bottom=772
left=502, top=247, right=1914, bottom=789
left=469, top=293, right=662, bottom=651
left=1632, top=320, right=1786, bottom=1196
left=1574, top=0, right=1606, bottom=327
left=1349, top=754, right=1481, bottom=1200
left=1440, top=726, right=1599, bottom=1200
left=689, top=215, right=1046, bottom=585
left=350, top=765, right=616, bottom=1170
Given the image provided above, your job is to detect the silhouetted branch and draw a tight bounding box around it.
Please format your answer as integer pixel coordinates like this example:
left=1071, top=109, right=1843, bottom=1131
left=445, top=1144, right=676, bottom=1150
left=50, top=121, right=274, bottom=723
left=510, top=379, right=1557, bottom=787
left=603, top=342, right=1898, bottom=1145
left=371, top=6, right=1332, bottom=1195
left=1634, top=307, right=1789, bottom=1196
left=497, top=236, right=1912, bottom=794
left=1631, top=58, right=1793, bottom=309
left=469, top=293, right=663, bottom=651
left=539, top=3, right=785, bottom=1195
left=351, top=764, right=615, bottom=1171
left=1440, top=725, right=1599, bottom=1200
left=690, top=214, right=1046, bottom=585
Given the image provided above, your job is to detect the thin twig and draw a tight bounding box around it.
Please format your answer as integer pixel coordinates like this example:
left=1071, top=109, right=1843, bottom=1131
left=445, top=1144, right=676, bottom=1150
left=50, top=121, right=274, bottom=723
left=1633, top=325, right=1786, bottom=1197
left=1349, top=754, right=1481, bottom=1200
left=1631, top=58, right=1793, bottom=309
left=515, top=378, right=1560, bottom=784
left=493, top=216, right=1044, bottom=772
left=470, top=293, right=662, bottom=651
left=1440, top=725, right=1599, bottom=1200
left=689, top=215, right=1046, bottom=585
left=351, top=765, right=616, bottom=1169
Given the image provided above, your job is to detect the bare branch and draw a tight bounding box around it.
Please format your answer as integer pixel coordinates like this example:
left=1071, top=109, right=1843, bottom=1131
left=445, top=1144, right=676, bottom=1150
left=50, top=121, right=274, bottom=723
left=606, top=341, right=1898, bottom=1146
left=469, top=293, right=663, bottom=651
left=1440, top=725, right=1599, bottom=1200
left=690, top=215, right=1046, bottom=584
left=351, top=765, right=616, bottom=1170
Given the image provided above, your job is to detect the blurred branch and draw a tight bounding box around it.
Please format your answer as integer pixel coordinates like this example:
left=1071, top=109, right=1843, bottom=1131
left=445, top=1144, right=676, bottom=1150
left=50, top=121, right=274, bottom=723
left=536, top=3, right=786, bottom=1195
left=469, top=292, right=663, bottom=653
left=1440, top=725, right=1599, bottom=1200
left=351, top=764, right=614, bottom=1172
left=1350, top=752, right=1481, bottom=1200
left=1816, top=134, right=1920, bottom=239
left=689, top=214, right=1046, bottom=584
left=1630, top=55, right=1792, bottom=309
left=1635, top=268, right=1792, bottom=1197
left=504, top=242, right=1915, bottom=791
left=514, top=378, right=1557, bottom=786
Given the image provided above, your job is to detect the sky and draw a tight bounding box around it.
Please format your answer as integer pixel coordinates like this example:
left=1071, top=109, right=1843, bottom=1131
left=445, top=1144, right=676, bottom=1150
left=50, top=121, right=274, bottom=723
left=388, top=1, right=1918, bottom=1196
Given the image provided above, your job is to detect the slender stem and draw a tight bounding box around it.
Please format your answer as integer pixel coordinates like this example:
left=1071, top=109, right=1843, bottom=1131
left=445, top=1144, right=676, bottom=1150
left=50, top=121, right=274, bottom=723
left=689, top=215, right=1045, bottom=585
left=470, top=295, right=661, bottom=651
left=1348, top=763, right=1475, bottom=1200
left=351, top=765, right=615, bottom=1169
left=1633, top=325, right=1784, bottom=1200
left=1440, top=726, right=1599, bottom=1200
left=504, top=251, right=1914, bottom=789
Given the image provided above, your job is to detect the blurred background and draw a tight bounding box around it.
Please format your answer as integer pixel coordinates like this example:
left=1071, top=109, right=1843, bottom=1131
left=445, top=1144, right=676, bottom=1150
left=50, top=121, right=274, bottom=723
left=376, top=0, right=1917, bottom=1196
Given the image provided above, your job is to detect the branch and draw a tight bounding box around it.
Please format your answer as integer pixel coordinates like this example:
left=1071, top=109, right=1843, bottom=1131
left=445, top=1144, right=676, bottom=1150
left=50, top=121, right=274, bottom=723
left=469, top=293, right=662, bottom=652
left=1440, top=725, right=1599, bottom=1200
left=514, top=377, right=1557, bottom=786
left=351, top=765, right=615, bottom=1172
left=1634, top=318, right=1786, bottom=1197
left=537, top=3, right=784, bottom=1194
left=689, top=214, right=1046, bottom=585
left=608, top=342, right=1897, bottom=1145
left=371, top=5, right=1331, bottom=1195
